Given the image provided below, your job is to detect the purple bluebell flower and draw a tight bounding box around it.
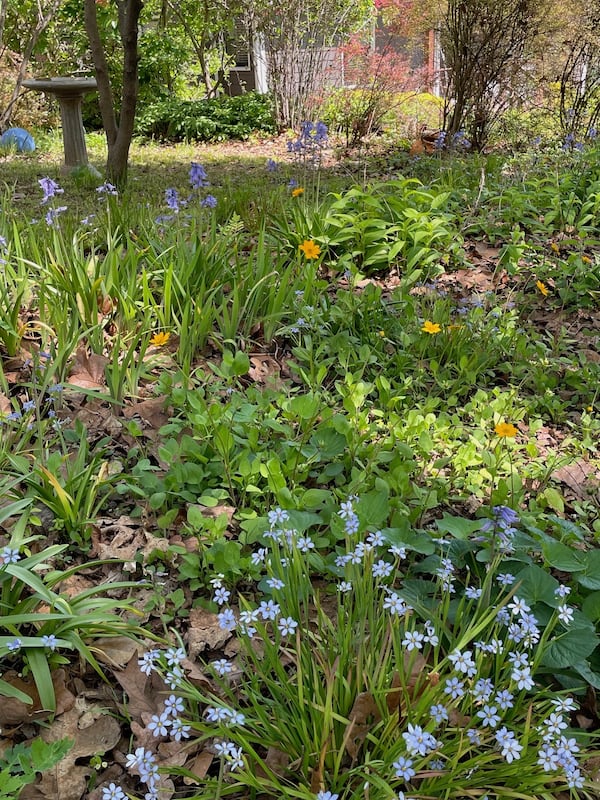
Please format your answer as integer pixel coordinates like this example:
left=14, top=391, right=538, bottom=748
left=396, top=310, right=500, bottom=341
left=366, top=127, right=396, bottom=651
left=97, top=181, right=118, bottom=196
left=165, top=188, right=180, bottom=211
left=39, top=177, right=63, bottom=204
left=189, top=162, right=209, bottom=189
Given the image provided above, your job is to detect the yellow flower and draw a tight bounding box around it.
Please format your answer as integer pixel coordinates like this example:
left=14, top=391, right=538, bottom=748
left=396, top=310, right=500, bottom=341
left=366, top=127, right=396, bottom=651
left=582, top=255, right=592, bottom=264
left=536, top=279, right=549, bottom=297
left=298, top=240, right=321, bottom=259
left=150, top=331, right=171, bottom=346
left=550, top=242, right=560, bottom=253
left=494, top=422, right=518, bottom=438
left=378, top=330, right=386, bottom=338
left=291, top=187, right=304, bottom=197
left=421, top=320, right=441, bottom=334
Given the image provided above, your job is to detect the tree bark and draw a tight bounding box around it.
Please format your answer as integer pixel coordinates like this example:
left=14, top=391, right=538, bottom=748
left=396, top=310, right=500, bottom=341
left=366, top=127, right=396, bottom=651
left=83, top=0, right=143, bottom=185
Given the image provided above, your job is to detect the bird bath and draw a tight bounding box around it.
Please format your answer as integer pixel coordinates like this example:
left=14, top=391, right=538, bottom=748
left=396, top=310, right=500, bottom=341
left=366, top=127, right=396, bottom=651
left=22, top=77, right=98, bottom=169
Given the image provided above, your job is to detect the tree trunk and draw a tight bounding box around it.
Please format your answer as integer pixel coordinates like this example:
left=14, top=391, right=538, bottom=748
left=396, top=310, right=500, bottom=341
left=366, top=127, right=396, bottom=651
left=83, top=0, right=143, bottom=185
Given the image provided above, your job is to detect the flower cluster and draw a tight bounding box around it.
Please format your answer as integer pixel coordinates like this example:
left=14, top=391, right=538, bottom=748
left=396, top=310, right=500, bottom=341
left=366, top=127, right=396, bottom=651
left=479, top=504, right=520, bottom=552
left=157, top=162, right=216, bottom=224
left=287, top=120, right=328, bottom=166
left=100, top=647, right=191, bottom=799
left=127, top=498, right=587, bottom=800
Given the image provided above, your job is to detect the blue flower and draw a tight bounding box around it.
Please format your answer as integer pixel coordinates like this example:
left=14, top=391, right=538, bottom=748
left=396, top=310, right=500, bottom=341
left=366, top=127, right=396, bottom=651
left=41, top=634, right=58, bottom=650
left=189, top=162, right=209, bottom=189
left=165, top=188, right=180, bottom=211
left=39, top=177, right=64, bottom=204
left=102, top=784, right=126, bottom=800
left=1, top=547, right=20, bottom=564
left=97, top=182, right=118, bottom=196
left=201, top=194, right=217, bottom=208
left=477, top=704, right=501, bottom=728
left=393, top=755, right=415, bottom=781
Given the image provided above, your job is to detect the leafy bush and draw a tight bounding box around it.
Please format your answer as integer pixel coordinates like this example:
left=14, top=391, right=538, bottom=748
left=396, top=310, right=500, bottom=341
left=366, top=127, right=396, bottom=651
left=134, top=92, right=277, bottom=142
left=270, top=177, right=464, bottom=278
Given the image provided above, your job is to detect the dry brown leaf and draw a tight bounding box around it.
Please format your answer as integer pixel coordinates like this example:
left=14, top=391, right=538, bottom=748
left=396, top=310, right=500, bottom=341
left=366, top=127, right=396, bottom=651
left=249, top=354, right=284, bottom=388
left=67, top=347, right=108, bottom=390
left=187, top=606, right=233, bottom=658
left=0, top=669, right=75, bottom=726
left=113, top=653, right=170, bottom=721
left=122, top=396, right=170, bottom=429
left=264, top=746, right=290, bottom=777
left=345, top=691, right=381, bottom=760
left=93, top=636, right=142, bottom=668
left=53, top=573, right=96, bottom=598
left=20, top=707, right=121, bottom=800
left=182, top=749, right=214, bottom=784
left=552, top=460, right=600, bottom=499
left=90, top=516, right=145, bottom=561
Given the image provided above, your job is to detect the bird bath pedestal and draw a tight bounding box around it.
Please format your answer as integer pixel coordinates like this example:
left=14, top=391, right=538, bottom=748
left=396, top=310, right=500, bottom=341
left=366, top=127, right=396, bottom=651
left=22, top=77, right=98, bottom=170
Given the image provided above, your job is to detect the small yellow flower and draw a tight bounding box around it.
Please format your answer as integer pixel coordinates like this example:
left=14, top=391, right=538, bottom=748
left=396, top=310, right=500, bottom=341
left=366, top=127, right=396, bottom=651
left=536, top=280, right=549, bottom=297
left=550, top=242, right=560, bottom=253
left=587, top=405, right=593, bottom=412
left=582, top=255, right=592, bottom=264
left=378, top=330, right=386, bottom=338
left=494, top=422, right=518, bottom=438
left=298, top=240, right=321, bottom=259
left=421, top=320, right=441, bottom=334
left=291, top=187, right=304, bottom=197
left=150, top=331, right=171, bottom=346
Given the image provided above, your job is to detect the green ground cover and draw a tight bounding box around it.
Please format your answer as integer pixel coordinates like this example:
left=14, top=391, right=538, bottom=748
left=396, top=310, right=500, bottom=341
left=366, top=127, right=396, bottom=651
left=0, top=128, right=598, bottom=800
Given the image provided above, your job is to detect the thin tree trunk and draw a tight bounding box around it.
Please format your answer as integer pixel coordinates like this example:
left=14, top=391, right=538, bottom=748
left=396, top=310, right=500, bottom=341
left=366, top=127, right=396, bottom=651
left=84, top=0, right=143, bottom=184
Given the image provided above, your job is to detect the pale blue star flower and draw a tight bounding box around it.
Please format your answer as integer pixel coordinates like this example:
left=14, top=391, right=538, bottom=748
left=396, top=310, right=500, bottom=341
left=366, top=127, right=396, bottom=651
left=393, top=755, right=415, bottom=781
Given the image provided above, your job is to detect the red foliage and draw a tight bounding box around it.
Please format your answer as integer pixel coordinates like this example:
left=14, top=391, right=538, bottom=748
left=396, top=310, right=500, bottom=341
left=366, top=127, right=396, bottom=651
left=338, top=34, right=423, bottom=93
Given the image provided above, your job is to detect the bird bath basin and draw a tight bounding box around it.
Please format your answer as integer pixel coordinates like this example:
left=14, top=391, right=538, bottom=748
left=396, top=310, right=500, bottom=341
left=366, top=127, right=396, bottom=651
left=22, top=77, right=98, bottom=169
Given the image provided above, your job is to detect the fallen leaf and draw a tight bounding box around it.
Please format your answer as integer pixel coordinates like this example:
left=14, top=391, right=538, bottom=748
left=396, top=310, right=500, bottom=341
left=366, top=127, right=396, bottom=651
left=20, top=707, right=121, bottom=800
left=345, top=691, right=381, bottom=760
left=67, top=347, right=108, bottom=390
left=249, top=355, right=284, bottom=388
left=122, top=396, right=170, bottom=429
left=113, top=653, right=170, bottom=721
left=187, top=607, right=233, bottom=658
left=552, top=460, right=600, bottom=500
left=93, top=636, right=142, bottom=668
left=182, top=750, right=214, bottom=784
left=90, top=516, right=146, bottom=561
left=0, top=669, right=75, bottom=726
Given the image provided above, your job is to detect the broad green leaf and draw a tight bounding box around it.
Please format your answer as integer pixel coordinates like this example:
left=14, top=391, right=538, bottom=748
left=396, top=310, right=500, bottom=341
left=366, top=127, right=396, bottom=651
left=582, top=591, right=600, bottom=622
left=541, top=486, right=564, bottom=513
left=357, top=490, right=389, bottom=527
left=542, top=625, right=599, bottom=669
left=578, top=550, right=600, bottom=589
left=513, top=564, right=557, bottom=605
left=542, top=541, right=586, bottom=572
left=435, top=515, right=481, bottom=540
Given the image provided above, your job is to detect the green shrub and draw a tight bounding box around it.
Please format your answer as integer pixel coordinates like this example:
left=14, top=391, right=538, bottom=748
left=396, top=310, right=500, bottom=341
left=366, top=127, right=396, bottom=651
left=134, top=92, right=277, bottom=142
